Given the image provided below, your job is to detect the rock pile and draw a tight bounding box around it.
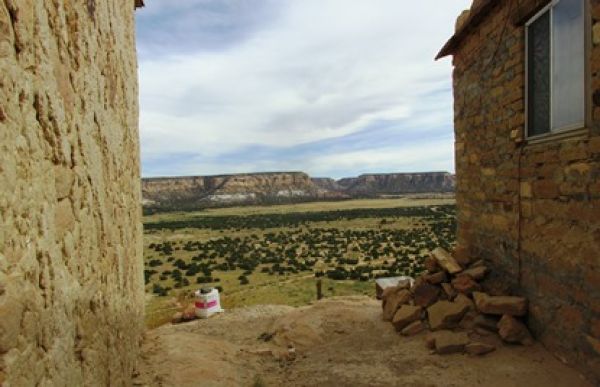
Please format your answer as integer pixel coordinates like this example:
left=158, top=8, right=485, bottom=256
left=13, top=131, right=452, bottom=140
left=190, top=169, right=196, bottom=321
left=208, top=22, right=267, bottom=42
left=381, top=247, right=533, bottom=355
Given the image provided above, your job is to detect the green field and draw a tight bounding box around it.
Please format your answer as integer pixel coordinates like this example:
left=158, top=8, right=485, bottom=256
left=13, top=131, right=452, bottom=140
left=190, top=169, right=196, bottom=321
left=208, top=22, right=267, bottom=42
left=143, top=197, right=456, bottom=328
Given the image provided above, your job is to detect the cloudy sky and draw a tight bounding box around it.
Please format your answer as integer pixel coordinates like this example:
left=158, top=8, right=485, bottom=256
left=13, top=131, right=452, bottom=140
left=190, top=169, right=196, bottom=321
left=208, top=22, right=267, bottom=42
left=136, top=0, right=470, bottom=178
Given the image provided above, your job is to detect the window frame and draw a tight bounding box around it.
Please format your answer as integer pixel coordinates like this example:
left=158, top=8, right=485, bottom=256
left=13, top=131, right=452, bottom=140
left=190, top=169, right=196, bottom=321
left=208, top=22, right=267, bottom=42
left=525, top=0, right=589, bottom=140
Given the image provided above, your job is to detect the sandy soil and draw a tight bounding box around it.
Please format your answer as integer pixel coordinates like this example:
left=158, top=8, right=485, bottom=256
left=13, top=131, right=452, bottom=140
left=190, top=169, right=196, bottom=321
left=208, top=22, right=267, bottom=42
left=134, top=297, right=591, bottom=387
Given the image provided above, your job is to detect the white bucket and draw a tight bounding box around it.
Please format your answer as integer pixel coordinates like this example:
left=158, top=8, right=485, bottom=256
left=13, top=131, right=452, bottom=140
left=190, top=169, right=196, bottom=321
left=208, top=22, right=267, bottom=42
left=194, top=288, right=223, bottom=319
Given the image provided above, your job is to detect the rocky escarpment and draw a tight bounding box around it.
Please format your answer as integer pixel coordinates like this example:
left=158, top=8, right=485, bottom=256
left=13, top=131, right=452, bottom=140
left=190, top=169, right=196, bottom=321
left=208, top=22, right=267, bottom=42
left=142, top=172, right=347, bottom=212
left=337, top=172, right=455, bottom=196
left=142, top=171, right=455, bottom=212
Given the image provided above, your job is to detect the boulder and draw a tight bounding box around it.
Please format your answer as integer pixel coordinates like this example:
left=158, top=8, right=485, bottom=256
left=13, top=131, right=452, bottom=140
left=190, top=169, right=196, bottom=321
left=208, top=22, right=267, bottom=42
left=413, top=282, right=440, bottom=308
left=424, top=271, right=447, bottom=285
left=401, top=320, right=426, bottom=336
left=433, top=331, right=470, bottom=355
left=451, top=275, right=481, bottom=295
left=392, top=305, right=422, bottom=331
left=498, top=315, right=534, bottom=345
left=465, top=342, right=496, bottom=356
left=454, top=294, right=475, bottom=311
left=461, top=266, right=488, bottom=281
left=427, top=300, right=470, bottom=330
left=431, top=247, right=463, bottom=275
left=382, top=289, right=411, bottom=321
left=441, top=283, right=457, bottom=300
left=473, top=292, right=528, bottom=316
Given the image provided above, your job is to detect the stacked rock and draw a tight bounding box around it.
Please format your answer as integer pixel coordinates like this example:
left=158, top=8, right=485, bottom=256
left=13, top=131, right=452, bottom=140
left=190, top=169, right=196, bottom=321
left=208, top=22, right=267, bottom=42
left=381, top=247, right=533, bottom=355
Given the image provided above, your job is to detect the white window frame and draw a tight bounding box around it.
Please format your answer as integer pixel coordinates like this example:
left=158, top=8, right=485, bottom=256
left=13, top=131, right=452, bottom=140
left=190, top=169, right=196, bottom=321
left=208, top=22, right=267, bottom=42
left=525, top=0, right=588, bottom=139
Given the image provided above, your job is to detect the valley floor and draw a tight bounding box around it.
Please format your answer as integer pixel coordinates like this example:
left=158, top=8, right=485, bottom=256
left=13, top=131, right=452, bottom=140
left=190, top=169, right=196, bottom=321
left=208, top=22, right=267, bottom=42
left=134, top=297, right=590, bottom=387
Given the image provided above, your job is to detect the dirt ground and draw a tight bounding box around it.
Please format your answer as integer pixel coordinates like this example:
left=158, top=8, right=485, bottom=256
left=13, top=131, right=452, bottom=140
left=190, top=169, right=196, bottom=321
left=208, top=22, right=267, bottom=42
left=134, top=297, right=591, bottom=387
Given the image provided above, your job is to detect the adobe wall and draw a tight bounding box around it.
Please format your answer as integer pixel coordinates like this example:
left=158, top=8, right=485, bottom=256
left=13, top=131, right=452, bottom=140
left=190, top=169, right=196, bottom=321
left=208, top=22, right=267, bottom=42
left=0, top=1, right=143, bottom=385
left=452, top=0, right=600, bottom=382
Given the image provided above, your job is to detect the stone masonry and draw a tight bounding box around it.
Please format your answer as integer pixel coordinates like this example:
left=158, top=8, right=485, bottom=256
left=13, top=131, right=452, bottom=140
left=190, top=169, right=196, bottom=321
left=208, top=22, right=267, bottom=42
left=0, top=1, right=143, bottom=385
left=439, top=0, right=600, bottom=383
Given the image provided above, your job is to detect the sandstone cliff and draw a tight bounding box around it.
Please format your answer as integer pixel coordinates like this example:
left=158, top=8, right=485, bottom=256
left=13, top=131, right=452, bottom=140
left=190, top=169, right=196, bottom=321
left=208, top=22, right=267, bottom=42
left=142, top=172, right=347, bottom=212
left=337, top=172, right=455, bottom=196
left=142, top=171, right=455, bottom=212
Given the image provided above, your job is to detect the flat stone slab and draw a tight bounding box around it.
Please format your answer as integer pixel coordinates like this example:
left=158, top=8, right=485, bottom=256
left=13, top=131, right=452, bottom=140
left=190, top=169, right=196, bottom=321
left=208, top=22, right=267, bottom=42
left=432, top=330, right=470, bottom=355
left=473, top=292, right=527, bottom=316
left=431, top=247, right=463, bottom=275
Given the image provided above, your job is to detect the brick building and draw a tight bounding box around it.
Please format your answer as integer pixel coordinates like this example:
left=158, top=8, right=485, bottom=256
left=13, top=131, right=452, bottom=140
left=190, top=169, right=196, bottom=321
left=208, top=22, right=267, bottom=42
left=438, top=0, right=600, bottom=382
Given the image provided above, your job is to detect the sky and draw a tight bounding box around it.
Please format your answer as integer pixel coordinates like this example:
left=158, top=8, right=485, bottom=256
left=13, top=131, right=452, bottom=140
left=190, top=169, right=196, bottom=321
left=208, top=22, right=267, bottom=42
left=135, top=0, right=471, bottom=179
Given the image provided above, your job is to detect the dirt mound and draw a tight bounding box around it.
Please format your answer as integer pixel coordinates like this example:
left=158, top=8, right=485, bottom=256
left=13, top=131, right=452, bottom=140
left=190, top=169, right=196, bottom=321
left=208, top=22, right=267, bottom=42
left=134, top=297, right=591, bottom=387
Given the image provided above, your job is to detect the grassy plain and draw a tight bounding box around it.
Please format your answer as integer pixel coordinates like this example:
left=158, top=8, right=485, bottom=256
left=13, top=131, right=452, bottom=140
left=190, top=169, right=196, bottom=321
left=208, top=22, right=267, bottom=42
left=143, top=197, right=456, bottom=328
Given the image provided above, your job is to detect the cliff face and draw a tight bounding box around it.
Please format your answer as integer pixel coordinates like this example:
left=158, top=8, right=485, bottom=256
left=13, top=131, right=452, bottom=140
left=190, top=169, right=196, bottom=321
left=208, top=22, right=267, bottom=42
left=142, top=172, right=348, bottom=211
left=1, top=1, right=143, bottom=385
left=337, top=172, right=456, bottom=195
left=142, top=172, right=455, bottom=211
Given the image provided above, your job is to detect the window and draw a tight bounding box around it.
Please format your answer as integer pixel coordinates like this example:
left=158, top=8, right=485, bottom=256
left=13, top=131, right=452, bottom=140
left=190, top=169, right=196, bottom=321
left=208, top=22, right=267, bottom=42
left=526, top=0, right=585, bottom=137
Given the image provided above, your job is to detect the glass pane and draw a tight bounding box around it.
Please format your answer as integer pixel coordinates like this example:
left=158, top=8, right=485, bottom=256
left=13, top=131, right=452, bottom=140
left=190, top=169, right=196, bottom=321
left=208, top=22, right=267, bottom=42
left=528, top=11, right=551, bottom=136
left=552, top=0, right=585, bottom=130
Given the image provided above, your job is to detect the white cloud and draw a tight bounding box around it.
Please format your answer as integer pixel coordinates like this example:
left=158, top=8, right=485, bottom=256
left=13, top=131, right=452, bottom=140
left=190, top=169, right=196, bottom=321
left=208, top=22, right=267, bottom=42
left=137, top=0, right=471, bottom=175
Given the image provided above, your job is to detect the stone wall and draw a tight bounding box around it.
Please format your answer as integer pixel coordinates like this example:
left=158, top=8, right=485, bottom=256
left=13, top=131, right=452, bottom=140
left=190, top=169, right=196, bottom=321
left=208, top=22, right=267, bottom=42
left=451, top=0, right=600, bottom=382
left=0, top=1, right=143, bottom=385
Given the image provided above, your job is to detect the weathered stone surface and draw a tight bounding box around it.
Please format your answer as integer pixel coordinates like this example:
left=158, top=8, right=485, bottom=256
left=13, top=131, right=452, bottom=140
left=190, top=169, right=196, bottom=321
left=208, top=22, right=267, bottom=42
left=431, top=247, right=463, bottom=275
left=392, top=305, right=423, bottom=331
left=461, top=266, right=489, bottom=281
left=473, top=292, right=527, bottom=316
left=474, top=314, right=499, bottom=332
left=434, top=331, right=470, bottom=355
left=498, top=315, right=534, bottom=345
left=382, top=289, right=411, bottom=321
left=451, top=275, right=481, bottom=295
left=427, top=300, right=470, bottom=331
left=441, top=283, right=457, bottom=300
left=424, top=271, right=447, bottom=285
left=413, top=282, right=441, bottom=308
left=452, top=246, right=472, bottom=267
left=454, top=294, right=475, bottom=311
left=401, top=320, right=426, bottom=336
left=466, top=342, right=496, bottom=356
left=381, top=285, right=400, bottom=304
left=0, top=1, right=143, bottom=385
left=458, top=310, right=478, bottom=330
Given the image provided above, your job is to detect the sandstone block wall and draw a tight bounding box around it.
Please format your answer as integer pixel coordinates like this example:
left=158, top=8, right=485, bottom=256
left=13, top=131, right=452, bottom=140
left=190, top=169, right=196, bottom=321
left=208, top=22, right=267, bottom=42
left=0, top=1, right=143, bottom=385
left=451, top=0, right=600, bottom=382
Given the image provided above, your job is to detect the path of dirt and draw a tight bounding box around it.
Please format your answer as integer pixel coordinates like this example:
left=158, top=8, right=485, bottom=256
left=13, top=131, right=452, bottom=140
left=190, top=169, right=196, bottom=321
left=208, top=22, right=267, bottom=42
left=134, top=297, right=591, bottom=387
